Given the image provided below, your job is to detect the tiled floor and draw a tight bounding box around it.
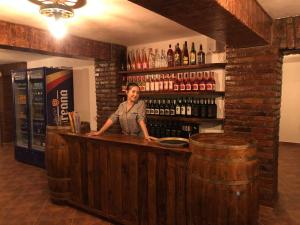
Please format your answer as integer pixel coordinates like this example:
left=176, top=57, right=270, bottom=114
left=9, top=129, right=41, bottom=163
left=0, top=143, right=299, bottom=225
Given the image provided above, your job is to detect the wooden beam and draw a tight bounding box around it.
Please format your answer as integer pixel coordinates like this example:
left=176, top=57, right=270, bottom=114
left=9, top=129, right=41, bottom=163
left=0, top=20, right=124, bottom=60
left=129, top=0, right=273, bottom=48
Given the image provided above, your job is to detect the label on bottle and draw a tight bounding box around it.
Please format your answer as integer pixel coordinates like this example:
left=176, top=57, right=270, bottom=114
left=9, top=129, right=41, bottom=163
left=187, top=106, right=192, bottom=116
left=154, top=109, right=159, bottom=115
left=181, top=105, right=186, bottom=116
left=164, top=80, right=169, bottom=91
left=206, top=83, right=213, bottom=91
left=165, top=109, right=170, bottom=116
left=199, top=84, right=206, bottom=91
left=150, top=109, right=155, bottom=115
left=192, top=83, right=198, bottom=91
left=186, top=83, right=191, bottom=91
left=155, top=81, right=159, bottom=91
left=146, top=108, right=150, bottom=115
left=160, top=109, right=164, bottom=115
left=190, top=54, right=196, bottom=64
left=183, top=56, right=189, bottom=65
left=174, top=53, right=180, bottom=66
left=174, top=84, right=179, bottom=91
left=159, top=81, right=164, bottom=91
left=176, top=106, right=181, bottom=115
left=170, top=109, right=175, bottom=116
left=180, top=83, right=186, bottom=91
left=146, top=81, right=150, bottom=92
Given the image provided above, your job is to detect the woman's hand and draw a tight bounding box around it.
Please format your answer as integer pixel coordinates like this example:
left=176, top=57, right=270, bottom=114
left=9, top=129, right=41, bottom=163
left=86, top=131, right=101, bottom=136
left=144, top=136, right=158, bottom=141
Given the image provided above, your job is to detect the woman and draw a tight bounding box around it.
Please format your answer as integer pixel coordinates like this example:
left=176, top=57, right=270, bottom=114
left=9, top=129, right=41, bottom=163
left=88, top=83, right=155, bottom=141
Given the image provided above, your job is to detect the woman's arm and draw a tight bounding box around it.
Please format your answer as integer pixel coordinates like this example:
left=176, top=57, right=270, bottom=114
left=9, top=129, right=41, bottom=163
left=138, top=119, right=157, bottom=141
left=87, top=118, right=113, bottom=136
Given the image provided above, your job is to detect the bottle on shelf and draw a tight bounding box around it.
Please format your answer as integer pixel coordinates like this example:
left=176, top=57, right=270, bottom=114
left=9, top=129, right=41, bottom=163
left=192, top=98, right=199, bottom=118
left=127, top=52, right=132, bottom=71
left=142, top=48, right=149, bottom=70
left=154, top=49, right=161, bottom=68
left=191, top=72, right=199, bottom=91
left=148, top=48, right=155, bottom=69
left=168, top=73, right=174, bottom=91
left=179, top=73, right=185, bottom=91
left=186, top=98, right=192, bottom=117
left=174, top=43, right=182, bottom=67
left=185, top=72, right=192, bottom=91
left=170, top=99, right=176, bottom=116
left=173, top=73, right=179, bottom=91
left=131, top=51, right=136, bottom=70
left=165, top=99, right=170, bottom=116
left=154, top=74, right=160, bottom=92
left=145, top=75, right=150, bottom=92
left=180, top=98, right=186, bottom=116
left=182, top=41, right=189, bottom=66
left=167, top=44, right=175, bottom=67
left=190, top=42, right=197, bottom=65
left=205, top=72, right=212, bottom=91
left=200, top=98, right=208, bottom=118
left=175, top=99, right=181, bottom=116
left=136, top=49, right=142, bottom=70
left=197, top=44, right=206, bottom=65
left=154, top=99, right=160, bottom=115
left=164, top=74, right=169, bottom=91
left=199, top=72, right=206, bottom=91
left=161, top=49, right=168, bottom=68
left=140, top=76, right=146, bottom=91
left=150, top=99, right=155, bottom=115
left=159, top=74, right=164, bottom=91
left=211, top=71, right=216, bottom=91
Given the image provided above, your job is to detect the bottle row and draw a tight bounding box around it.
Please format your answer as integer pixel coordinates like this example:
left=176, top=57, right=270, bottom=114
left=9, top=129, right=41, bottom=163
left=144, top=97, right=217, bottom=119
left=148, top=119, right=199, bottom=139
left=127, top=41, right=206, bottom=71
left=122, top=71, right=217, bottom=92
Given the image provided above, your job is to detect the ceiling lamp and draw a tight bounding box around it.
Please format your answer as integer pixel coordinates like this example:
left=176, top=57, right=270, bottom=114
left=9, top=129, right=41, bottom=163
left=28, top=0, right=86, bottom=38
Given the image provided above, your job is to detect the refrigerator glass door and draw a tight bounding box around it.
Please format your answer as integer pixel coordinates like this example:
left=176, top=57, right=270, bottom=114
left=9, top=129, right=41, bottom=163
left=28, top=69, right=46, bottom=151
left=12, top=72, right=29, bottom=148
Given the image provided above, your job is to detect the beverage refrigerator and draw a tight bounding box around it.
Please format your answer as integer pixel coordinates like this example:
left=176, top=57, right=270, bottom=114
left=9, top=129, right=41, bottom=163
left=12, top=67, right=74, bottom=168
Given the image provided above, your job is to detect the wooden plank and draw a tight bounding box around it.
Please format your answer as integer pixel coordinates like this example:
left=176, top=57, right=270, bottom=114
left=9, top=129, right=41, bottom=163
left=166, top=156, right=176, bottom=225
left=138, top=151, right=148, bottom=225
left=156, top=153, right=167, bottom=225
left=147, top=152, right=157, bottom=225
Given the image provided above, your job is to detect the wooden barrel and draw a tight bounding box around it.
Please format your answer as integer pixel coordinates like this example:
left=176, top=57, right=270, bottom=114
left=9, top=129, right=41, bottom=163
left=46, top=126, right=71, bottom=204
left=188, top=133, right=258, bottom=225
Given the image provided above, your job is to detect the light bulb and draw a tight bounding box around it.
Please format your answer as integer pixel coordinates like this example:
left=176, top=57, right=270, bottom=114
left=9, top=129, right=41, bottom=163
left=47, top=18, right=67, bottom=39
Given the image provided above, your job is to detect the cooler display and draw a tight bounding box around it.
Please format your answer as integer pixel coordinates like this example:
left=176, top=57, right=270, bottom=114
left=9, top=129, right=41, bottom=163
left=12, top=67, right=74, bottom=168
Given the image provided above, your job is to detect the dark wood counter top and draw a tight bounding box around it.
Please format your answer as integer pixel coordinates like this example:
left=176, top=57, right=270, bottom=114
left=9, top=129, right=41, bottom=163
left=59, top=132, right=191, bottom=155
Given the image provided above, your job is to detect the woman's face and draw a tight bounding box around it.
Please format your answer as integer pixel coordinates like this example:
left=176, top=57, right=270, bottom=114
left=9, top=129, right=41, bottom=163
left=126, top=86, right=140, bottom=102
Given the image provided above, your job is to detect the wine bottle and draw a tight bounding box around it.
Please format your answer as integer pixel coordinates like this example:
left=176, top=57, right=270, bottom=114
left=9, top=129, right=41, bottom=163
left=167, top=44, right=175, bottom=67
left=197, top=44, right=205, bottom=65
left=190, top=42, right=196, bottom=65
left=183, top=41, right=189, bottom=65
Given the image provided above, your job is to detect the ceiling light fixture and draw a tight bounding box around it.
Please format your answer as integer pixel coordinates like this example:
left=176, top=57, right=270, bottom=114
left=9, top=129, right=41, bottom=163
left=28, top=0, right=86, bottom=39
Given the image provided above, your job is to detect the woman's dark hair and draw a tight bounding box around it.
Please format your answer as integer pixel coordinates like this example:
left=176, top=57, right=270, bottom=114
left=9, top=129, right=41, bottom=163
left=126, top=82, right=140, bottom=91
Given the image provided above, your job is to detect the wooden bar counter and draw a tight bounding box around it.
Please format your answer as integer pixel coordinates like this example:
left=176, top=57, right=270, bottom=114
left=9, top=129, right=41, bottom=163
left=46, top=127, right=258, bottom=225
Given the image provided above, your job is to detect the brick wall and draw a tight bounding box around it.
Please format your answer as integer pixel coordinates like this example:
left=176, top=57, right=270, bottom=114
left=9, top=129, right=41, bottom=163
left=273, top=16, right=300, bottom=50
left=94, top=45, right=126, bottom=133
left=225, top=46, right=283, bottom=206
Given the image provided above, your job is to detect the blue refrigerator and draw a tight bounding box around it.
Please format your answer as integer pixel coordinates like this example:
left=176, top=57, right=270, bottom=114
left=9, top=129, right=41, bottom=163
left=12, top=67, right=74, bottom=168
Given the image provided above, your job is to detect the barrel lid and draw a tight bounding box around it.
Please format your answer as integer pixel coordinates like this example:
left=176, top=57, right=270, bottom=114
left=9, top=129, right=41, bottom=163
left=190, top=133, right=256, bottom=150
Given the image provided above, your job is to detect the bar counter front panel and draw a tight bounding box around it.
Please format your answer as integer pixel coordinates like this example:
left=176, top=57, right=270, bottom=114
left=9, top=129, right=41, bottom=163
left=46, top=128, right=258, bottom=225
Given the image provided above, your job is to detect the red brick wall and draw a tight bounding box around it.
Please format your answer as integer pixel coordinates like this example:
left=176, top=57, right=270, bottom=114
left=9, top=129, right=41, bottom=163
left=225, top=46, right=283, bottom=206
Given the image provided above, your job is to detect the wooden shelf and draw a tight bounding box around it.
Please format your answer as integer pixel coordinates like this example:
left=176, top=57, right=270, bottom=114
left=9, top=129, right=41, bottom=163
left=147, top=115, right=224, bottom=124
left=118, top=63, right=226, bottom=74
left=118, top=91, right=224, bottom=97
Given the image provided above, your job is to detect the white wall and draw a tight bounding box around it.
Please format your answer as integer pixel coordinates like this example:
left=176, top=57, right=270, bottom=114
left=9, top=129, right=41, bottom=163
left=280, top=54, right=300, bottom=143
left=27, top=57, right=97, bottom=131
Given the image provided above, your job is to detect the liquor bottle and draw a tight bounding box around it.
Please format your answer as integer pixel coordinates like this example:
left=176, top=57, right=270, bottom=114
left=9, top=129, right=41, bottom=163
left=164, top=99, right=170, bottom=116
left=150, top=75, right=155, bottom=92
left=148, top=48, right=155, bottom=69
left=145, top=75, right=150, bottom=92
left=161, top=49, right=168, bottom=68
left=179, top=73, right=185, bottom=91
left=212, top=98, right=217, bottom=118
left=167, top=44, right=174, bottom=67
left=207, top=98, right=213, bottom=118
left=182, top=41, right=189, bottom=65
left=150, top=99, right=155, bottom=115
left=181, top=98, right=186, bottom=116
left=175, top=99, right=181, bottom=116
left=197, top=44, right=205, bottom=65
left=211, top=71, right=216, bottom=91
left=185, top=72, right=192, bottom=91
left=160, top=99, right=165, bottom=116
left=205, top=72, right=212, bottom=91
left=142, top=48, right=148, bottom=70
left=190, top=42, right=196, bottom=65
left=146, top=98, right=150, bottom=115
left=191, top=98, right=199, bottom=117
left=136, top=49, right=142, bottom=70
left=173, top=73, right=179, bottom=91
left=165, top=121, right=171, bottom=137
left=164, top=74, right=169, bottom=91
left=174, top=43, right=182, bottom=67
left=186, top=98, right=192, bottom=117
left=200, top=98, right=207, bottom=118
left=199, top=72, right=206, bottom=91
left=170, top=99, right=176, bottom=116
left=191, top=72, right=198, bottom=91
left=154, top=49, right=161, bottom=68
left=169, top=73, right=174, bottom=91
left=159, top=74, right=164, bottom=91
left=154, top=74, right=160, bottom=92
left=131, top=51, right=136, bottom=70
left=127, top=52, right=132, bottom=71
left=154, top=99, right=160, bottom=115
